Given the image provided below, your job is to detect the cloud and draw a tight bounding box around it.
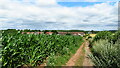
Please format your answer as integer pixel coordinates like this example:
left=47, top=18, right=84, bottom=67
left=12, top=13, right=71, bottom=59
left=57, top=0, right=119, bottom=2
left=0, top=0, right=118, bottom=30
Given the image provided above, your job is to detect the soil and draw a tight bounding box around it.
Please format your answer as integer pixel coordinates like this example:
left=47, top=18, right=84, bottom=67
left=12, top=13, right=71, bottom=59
left=65, top=40, right=93, bottom=67
left=34, top=40, right=93, bottom=68
left=83, top=41, right=93, bottom=68
left=65, top=42, right=85, bottom=66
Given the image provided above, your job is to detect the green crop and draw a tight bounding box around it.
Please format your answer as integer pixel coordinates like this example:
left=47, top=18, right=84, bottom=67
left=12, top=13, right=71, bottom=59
left=1, top=31, right=83, bottom=68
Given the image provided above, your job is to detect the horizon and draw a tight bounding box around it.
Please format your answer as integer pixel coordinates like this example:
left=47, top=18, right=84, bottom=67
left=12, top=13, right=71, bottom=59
left=0, top=0, right=118, bottom=30
left=0, top=29, right=118, bottom=31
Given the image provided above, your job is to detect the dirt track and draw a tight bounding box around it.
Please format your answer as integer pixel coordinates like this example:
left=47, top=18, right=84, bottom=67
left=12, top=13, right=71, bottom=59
left=65, top=40, right=93, bottom=67
left=65, top=42, right=85, bottom=66
left=38, top=40, right=93, bottom=68
left=83, top=41, right=93, bottom=68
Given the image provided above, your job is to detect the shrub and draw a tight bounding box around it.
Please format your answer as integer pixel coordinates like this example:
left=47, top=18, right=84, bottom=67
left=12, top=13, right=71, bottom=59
left=110, top=31, right=120, bottom=44
left=89, top=40, right=120, bottom=68
left=93, top=31, right=112, bottom=42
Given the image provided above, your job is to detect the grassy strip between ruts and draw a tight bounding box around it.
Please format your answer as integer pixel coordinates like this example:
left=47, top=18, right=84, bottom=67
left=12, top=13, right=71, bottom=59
left=75, top=43, right=85, bottom=66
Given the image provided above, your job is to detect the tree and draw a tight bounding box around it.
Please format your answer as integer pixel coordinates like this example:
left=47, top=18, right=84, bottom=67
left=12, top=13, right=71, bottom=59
left=91, top=30, right=94, bottom=34
left=43, top=30, right=49, bottom=34
left=51, top=30, right=58, bottom=34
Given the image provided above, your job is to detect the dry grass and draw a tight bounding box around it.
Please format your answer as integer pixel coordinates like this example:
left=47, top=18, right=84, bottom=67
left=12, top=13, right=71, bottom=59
left=89, top=34, right=96, bottom=37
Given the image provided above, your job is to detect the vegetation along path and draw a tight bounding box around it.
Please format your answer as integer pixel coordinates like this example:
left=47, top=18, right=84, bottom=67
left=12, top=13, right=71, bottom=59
left=65, top=40, right=93, bottom=67
left=83, top=41, right=93, bottom=68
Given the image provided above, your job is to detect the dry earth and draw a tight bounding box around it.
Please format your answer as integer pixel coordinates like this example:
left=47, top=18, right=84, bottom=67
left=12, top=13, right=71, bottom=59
left=37, top=40, right=93, bottom=68
left=65, top=42, right=85, bottom=66
left=65, top=40, right=93, bottom=68
left=83, top=41, right=93, bottom=68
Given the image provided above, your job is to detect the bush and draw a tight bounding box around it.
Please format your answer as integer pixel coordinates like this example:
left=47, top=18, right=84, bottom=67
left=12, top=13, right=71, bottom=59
left=93, top=31, right=112, bottom=42
left=89, top=40, right=120, bottom=68
left=110, top=31, right=120, bottom=44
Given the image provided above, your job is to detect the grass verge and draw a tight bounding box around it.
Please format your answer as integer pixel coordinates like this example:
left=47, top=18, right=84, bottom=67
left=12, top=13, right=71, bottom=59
left=75, top=43, right=85, bottom=66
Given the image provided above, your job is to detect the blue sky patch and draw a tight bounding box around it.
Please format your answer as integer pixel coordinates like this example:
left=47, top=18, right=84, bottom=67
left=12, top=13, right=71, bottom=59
left=58, top=2, right=116, bottom=7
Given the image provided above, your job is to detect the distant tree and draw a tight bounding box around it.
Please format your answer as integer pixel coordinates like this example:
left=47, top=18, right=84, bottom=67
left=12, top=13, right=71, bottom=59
left=91, top=30, right=94, bottom=34
left=51, top=30, right=58, bottom=34
left=43, top=30, right=49, bottom=34
left=66, top=33, right=72, bottom=35
left=23, top=29, right=30, bottom=32
left=38, top=30, right=41, bottom=32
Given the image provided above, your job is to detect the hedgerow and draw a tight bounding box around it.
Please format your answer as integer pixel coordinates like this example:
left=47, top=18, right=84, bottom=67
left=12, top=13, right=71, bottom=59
left=89, top=31, right=120, bottom=68
left=89, top=40, right=120, bottom=68
left=92, top=31, right=112, bottom=42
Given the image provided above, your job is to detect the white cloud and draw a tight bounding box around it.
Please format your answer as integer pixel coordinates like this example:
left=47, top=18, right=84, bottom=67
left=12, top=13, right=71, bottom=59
left=35, top=0, right=57, bottom=6
left=57, top=0, right=119, bottom=2
left=0, top=0, right=118, bottom=30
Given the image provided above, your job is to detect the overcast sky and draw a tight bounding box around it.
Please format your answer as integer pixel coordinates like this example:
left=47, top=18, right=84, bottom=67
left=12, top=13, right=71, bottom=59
left=0, top=0, right=119, bottom=30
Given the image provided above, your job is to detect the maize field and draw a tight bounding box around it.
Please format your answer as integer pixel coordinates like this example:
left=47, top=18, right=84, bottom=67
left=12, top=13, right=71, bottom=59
left=1, top=31, right=83, bottom=67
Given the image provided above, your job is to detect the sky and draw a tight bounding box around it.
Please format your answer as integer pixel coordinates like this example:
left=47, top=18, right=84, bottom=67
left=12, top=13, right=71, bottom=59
left=58, top=0, right=119, bottom=2
left=0, top=0, right=119, bottom=31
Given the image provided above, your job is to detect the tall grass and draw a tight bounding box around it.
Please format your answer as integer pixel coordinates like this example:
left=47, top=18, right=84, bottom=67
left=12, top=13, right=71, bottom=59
left=89, top=40, right=120, bottom=68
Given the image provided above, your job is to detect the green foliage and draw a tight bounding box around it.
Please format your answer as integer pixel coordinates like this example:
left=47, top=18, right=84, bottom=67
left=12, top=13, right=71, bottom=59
left=2, top=29, right=19, bottom=35
left=89, top=40, right=120, bottom=68
left=43, top=30, right=50, bottom=34
left=93, top=31, right=112, bottom=42
left=110, top=31, right=120, bottom=44
left=46, top=40, right=83, bottom=66
left=83, top=34, right=89, bottom=38
left=88, top=36, right=92, bottom=39
left=1, top=31, right=83, bottom=68
left=22, top=29, right=41, bottom=32
left=57, top=30, right=84, bottom=32
left=92, top=31, right=120, bottom=44
left=66, top=33, right=72, bottom=35
left=89, top=31, right=120, bottom=68
left=51, top=30, right=58, bottom=34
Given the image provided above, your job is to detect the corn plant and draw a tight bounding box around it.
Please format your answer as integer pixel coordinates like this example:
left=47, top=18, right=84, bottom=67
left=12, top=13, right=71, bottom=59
left=1, top=31, right=83, bottom=68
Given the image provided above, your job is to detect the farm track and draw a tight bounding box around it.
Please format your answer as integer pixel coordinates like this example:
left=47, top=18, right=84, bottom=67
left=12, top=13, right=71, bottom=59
left=65, top=42, right=85, bottom=66
left=64, top=40, right=93, bottom=68
left=37, top=40, right=93, bottom=68
left=83, top=41, right=93, bottom=68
